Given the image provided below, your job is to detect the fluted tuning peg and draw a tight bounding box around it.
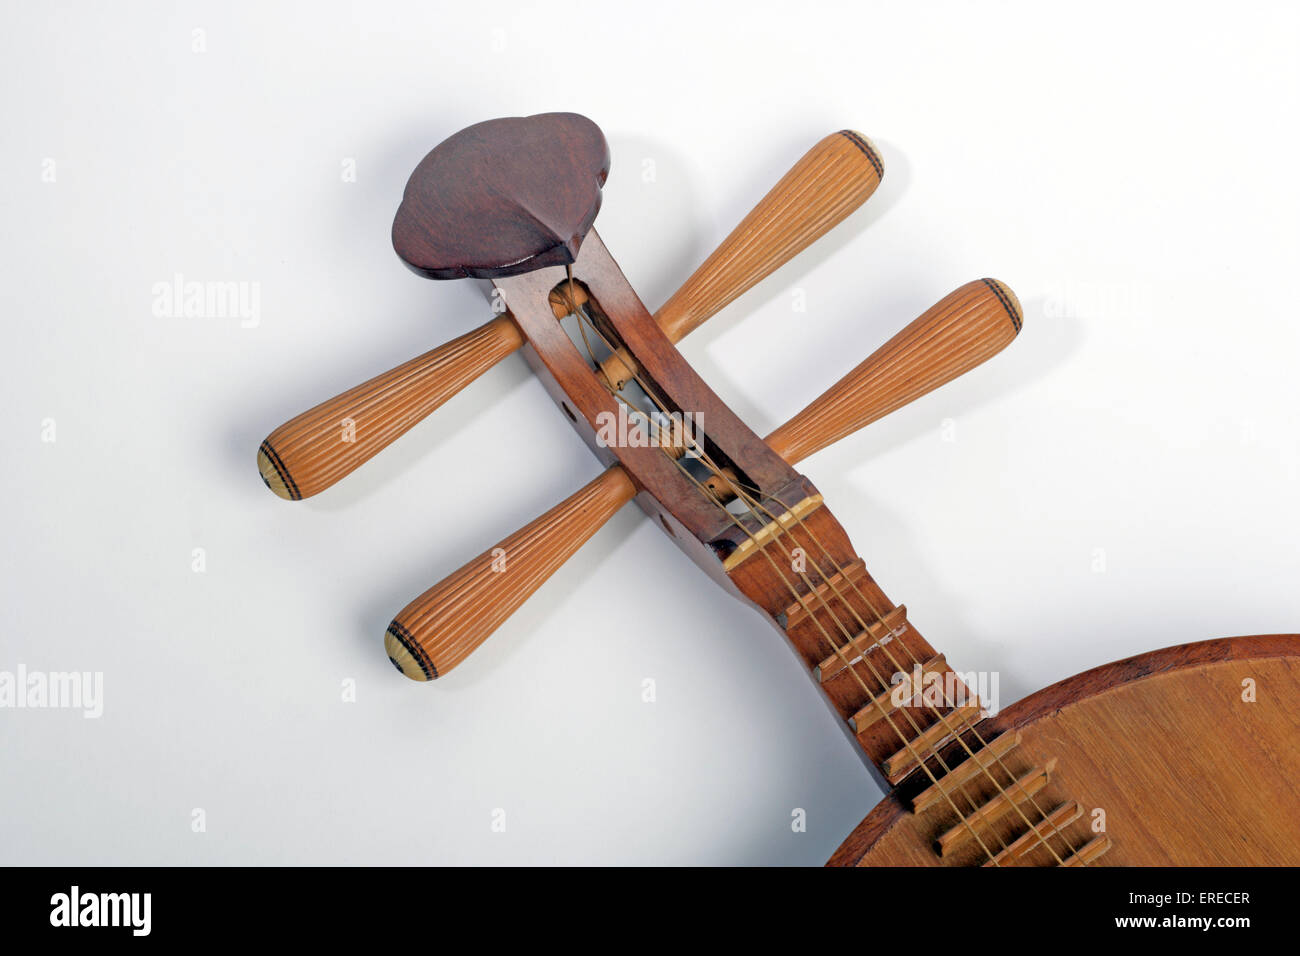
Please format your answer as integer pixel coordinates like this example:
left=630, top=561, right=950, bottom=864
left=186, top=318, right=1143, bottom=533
left=259, top=130, right=885, bottom=500
left=385, top=278, right=1022, bottom=680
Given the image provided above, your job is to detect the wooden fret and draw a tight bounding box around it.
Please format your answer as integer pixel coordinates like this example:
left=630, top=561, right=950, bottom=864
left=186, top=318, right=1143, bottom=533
left=936, top=760, right=1056, bottom=857
left=881, top=700, right=984, bottom=783
left=813, top=605, right=910, bottom=682
left=833, top=639, right=1300, bottom=867
left=850, top=655, right=947, bottom=733
left=782, top=559, right=868, bottom=630
left=982, top=802, right=1083, bottom=866
left=912, top=730, right=1022, bottom=813
left=1059, top=835, right=1114, bottom=867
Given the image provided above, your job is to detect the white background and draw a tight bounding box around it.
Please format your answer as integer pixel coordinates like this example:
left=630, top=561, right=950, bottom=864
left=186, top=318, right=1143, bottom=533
left=1, top=1, right=1297, bottom=865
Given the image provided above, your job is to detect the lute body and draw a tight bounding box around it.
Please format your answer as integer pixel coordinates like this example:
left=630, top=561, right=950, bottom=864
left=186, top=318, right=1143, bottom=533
left=829, top=634, right=1300, bottom=866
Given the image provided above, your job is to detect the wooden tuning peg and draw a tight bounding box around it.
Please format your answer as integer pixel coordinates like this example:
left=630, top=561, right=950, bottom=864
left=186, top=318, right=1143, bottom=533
left=385, top=278, right=1021, bottom=680
left=258, top=129, right=883, bottom=499
left=764, top=278, right=1021, bottom=462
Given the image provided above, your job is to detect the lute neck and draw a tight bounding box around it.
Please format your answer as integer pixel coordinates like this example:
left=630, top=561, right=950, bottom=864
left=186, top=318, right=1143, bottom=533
left=721, top=490, right=958, bottom=785
left=722, top=491, right=1112, bottom=867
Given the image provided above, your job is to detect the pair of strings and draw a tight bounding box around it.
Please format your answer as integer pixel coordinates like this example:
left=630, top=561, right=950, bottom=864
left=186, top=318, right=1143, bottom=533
left=700, top=437, right=1083, bottom=865
left=692, top=287, right=1085, bottom=862
left=744, top=481, right=1081, bottom=864
left=563, top=277, right=1085, bottom=865
left=576, top=322, right=1012, bottom=862
left=558, top=274, right=1016, bottom=858
left=559, top=275, right=1080, bottom=864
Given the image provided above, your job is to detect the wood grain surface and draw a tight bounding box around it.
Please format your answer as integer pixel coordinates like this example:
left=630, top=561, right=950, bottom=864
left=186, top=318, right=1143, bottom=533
left=827, top=635, right=1300, bottom=866
left=258, top=315, right=522, bottom=500
left=385, top=466, right=636, bottom=680
left=656, top=130, right=883, bottom=341
left=765, top=278, right=1021, bottom=464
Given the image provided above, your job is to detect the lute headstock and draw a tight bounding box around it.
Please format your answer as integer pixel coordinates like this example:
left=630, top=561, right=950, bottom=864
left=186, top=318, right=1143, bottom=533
left=254, top=114, right=1020, bottom=695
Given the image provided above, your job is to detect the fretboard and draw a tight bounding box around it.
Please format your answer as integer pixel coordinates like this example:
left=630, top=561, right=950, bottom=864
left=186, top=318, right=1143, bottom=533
left=720, top=493, right=1111, bottom=866
left=723, top=495, right=961, bottom=782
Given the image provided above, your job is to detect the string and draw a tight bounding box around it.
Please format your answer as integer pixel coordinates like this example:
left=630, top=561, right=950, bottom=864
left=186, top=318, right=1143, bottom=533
left=746, top=482, right=1080, bottom=864
left=559, top=273, right=1086, bottom=866
left=561, top=274, right=1019, bottom=863
left=693, top=291, right=1085, bottom=862
left=697, top=455, right=1081, bottom=864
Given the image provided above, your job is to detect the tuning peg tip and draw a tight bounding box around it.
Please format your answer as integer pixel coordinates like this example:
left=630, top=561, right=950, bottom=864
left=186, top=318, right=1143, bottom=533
left=385, top=623, right=436, bottom=681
